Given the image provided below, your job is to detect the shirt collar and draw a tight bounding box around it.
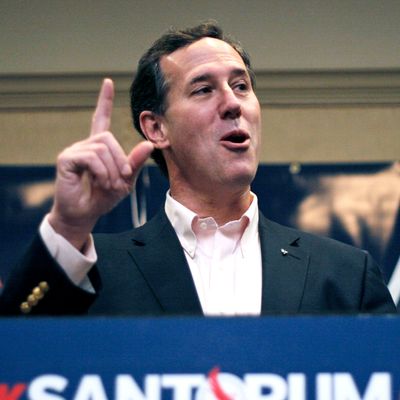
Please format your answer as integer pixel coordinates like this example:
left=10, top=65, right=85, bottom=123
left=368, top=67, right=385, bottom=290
left=165, top=190, right=259, bottom=258
left=240, top=193, right=259, bottom=257
left=165, top=191, right=198, bottom=257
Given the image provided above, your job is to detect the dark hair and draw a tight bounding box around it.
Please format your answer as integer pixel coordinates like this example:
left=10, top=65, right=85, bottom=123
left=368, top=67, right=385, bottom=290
left=130, top=21, right=255, bottom=177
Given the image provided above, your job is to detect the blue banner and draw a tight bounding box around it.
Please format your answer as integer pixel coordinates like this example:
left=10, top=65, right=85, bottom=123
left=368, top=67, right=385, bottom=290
left=0, top=316, right=399, bottom=399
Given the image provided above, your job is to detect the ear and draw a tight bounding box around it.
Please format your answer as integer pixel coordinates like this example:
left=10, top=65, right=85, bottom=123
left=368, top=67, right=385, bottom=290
left=139, top=111, right=170, bottom=149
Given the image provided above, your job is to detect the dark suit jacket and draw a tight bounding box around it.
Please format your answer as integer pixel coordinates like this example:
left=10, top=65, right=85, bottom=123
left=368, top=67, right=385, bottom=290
left=0, top=210, right=396, bottom=315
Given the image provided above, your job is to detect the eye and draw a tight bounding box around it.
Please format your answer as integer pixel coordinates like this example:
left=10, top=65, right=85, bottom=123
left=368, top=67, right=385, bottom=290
left=192, top=86, right=212, bottom=95
left=233, top=81, right=249, bottom=92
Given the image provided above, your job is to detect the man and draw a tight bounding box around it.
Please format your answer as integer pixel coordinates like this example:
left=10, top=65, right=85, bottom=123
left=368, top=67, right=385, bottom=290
left=0, top=22, right=396, bottom=315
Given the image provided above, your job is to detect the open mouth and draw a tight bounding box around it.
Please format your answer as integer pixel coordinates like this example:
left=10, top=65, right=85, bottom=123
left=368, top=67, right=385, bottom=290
left=221, top=130, right=249, bottom=143
left=220, top=130, right=250, bottom=147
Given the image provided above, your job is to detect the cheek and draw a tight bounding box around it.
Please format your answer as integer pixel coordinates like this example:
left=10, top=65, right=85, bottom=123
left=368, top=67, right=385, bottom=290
left=167, top=104, right=206, bottom=133
left=251, top=108, right=262, bottom=127
left=249, top=110, right=262, bottom=144
left=246, top=97, right=261, bottom=120
left=175, top=115, right=211, bottom=144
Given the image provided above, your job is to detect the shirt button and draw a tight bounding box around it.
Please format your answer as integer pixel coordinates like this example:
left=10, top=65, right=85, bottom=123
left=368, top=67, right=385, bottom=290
left=200, top=222, right=208, bottom=230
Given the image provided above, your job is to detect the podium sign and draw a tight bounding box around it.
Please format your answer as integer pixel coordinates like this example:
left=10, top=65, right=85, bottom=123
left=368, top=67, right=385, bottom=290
left=1, top=316, right=399, bottom=399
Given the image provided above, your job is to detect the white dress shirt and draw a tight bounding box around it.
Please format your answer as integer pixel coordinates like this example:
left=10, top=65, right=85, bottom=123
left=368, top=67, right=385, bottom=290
left=40, top=192, right=263, bottom=315
left=165, top=192, right=262, bottom=316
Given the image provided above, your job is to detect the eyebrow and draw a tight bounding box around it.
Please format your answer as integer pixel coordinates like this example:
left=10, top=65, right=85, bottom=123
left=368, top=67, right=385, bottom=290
left=189, top=68, right=249, bottom=86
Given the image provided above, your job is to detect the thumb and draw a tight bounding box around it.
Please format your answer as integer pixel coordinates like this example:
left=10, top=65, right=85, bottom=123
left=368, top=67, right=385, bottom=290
left=128, top=141, right=154, bottom=174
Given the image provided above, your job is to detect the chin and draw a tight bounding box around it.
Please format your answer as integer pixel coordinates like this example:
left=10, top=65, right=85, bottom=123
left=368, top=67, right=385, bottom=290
left=226, top=169, right=257, bottom=188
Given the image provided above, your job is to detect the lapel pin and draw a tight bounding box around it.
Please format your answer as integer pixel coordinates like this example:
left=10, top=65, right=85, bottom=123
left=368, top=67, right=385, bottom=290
left=280, top=248, right=288, bottom=256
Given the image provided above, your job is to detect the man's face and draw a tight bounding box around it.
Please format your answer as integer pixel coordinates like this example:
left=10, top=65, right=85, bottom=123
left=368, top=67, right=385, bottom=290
left=159, top=37, right=261, bottom=193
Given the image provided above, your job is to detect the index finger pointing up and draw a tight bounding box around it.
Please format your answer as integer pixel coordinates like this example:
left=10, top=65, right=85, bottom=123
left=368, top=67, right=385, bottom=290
left=91, top=78, right=114, bottom=136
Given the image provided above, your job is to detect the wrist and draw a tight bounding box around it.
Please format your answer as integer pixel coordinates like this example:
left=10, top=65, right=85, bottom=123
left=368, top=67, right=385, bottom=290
left=48, top=209, right=94, bottom=251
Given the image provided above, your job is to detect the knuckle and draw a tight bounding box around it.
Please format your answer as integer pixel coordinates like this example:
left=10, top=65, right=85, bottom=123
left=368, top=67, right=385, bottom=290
left=112, top=178, right=125, bottom=190
left=95, top=130, right=111, bottom=139
left=56, top=150, right=70, bottom=165
left=94, top=142, right=108, bottom=156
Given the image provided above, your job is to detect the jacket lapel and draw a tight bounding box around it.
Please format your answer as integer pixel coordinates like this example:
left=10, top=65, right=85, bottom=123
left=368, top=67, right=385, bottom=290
left=127, top=210, right=202, bottom=315
left=259, top=214, right=310, bottom=314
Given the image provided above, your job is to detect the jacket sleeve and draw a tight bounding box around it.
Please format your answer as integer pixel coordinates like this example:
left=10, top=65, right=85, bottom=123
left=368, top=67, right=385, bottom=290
left=0, top=234, right=99, bottom=316
left=360, top=251, right=397, bottom=313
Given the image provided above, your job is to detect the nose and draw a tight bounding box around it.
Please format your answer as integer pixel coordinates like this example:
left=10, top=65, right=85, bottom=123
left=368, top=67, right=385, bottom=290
left=219, top=87, right=241, bottom=120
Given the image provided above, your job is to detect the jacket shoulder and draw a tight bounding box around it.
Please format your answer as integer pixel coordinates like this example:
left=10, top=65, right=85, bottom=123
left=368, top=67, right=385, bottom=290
left=259, top=214, right=365, bottom=256
left=93, top=209, right=172, bottom=249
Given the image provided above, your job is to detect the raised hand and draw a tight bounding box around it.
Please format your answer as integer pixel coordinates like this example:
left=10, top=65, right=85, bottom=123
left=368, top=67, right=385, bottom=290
left=48, top=79, right=154, bottom=250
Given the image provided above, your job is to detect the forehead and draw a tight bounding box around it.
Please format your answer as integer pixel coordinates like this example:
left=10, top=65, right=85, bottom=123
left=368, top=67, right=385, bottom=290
left=160, top=37, right=247, bottom=84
